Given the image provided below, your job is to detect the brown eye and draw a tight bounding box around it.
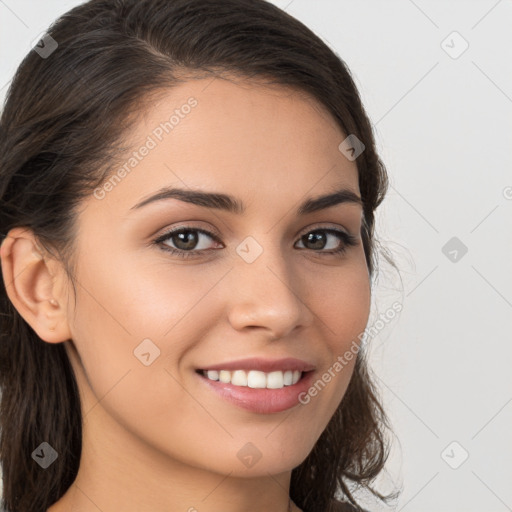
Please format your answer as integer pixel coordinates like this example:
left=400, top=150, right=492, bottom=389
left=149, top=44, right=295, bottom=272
left=300, top=231, right=329, bottom=250
left=295, top=228, right=358, bottom=255
left=169, top=230, right=200, bottom=251
left=153, top=227, right=222, bottom=259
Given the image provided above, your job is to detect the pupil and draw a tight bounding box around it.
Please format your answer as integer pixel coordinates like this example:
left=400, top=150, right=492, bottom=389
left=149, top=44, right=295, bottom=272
left=305, top=232, right=325, bottom=250
left=175, top=230, right=198, bottom=250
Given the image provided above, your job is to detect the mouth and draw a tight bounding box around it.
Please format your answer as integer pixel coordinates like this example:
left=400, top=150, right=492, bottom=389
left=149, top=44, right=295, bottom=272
left=195, top=368, right=316, bottom=414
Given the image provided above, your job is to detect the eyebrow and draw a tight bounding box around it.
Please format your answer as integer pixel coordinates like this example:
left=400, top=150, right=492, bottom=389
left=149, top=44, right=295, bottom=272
left=129, top=186, right=363, bottom=215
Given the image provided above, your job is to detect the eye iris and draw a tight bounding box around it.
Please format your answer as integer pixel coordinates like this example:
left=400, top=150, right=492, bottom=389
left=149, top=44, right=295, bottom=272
left=174, top=230, right=198, bottom=250
left=304, top=231, right=326, bottom=250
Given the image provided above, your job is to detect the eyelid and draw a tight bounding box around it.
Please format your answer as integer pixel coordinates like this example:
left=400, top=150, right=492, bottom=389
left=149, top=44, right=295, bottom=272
left=152, top=222, right=222, bottom=242
left=153, top=221, right=356, bottom=242
left=297, top=222, right=354, bottom=237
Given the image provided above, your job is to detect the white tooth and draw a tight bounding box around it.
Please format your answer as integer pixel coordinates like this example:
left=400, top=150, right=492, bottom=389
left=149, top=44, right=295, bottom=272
left=219, top=370, right=231, bottom=383
left=247, top=370, right=267, bottom=388
left=231, top=370, right=248, bottom=386
left=205, top=368, right=302, bottom=388
left=266, top=371, right=284, bottom=389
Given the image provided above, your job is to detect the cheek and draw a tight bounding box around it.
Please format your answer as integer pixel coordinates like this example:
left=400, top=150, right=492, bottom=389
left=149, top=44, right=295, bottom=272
left=66, top=249, right=231, bottom=396
left=71, top=247, right=225, bottom=342
left=66, top=251, right=227, bottom=457
left=297, top=257, right=370, bottom=412
left=304, top=255, right=371, bottom=348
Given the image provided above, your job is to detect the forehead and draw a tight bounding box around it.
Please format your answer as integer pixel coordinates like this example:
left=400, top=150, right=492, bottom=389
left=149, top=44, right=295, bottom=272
left=93, top=76, right=360, bottom=217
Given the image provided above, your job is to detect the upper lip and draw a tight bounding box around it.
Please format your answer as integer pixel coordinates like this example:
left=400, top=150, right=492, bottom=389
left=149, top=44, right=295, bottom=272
left=198, top=357, right=315, bottom=373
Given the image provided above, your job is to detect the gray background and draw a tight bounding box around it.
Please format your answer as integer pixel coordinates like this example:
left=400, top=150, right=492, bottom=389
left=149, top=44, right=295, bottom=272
left=1, top=1, right=511, bottom=511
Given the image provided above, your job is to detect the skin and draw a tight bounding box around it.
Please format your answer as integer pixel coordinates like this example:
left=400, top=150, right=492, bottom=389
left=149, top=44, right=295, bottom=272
left=0, top=76, right=370, bottom=512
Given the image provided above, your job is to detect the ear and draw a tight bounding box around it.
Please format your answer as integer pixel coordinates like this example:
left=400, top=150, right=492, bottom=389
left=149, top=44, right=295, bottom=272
left=0, top=227, right=72, bottom=343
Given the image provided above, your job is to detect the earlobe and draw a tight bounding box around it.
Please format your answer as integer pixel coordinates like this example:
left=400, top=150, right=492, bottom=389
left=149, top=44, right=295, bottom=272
left=0, top=227, right=72, bottom=343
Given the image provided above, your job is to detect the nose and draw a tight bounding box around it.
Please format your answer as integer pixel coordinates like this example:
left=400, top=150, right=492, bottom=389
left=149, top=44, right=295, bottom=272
left=226, top=242, right=314, bottom=341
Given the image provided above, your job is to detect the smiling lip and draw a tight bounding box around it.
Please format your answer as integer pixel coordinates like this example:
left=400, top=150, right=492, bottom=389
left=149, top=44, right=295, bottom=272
left=197, top=369, right=316, bottom=414
left=196, top=357, right=317, bottom=414
left=197, top=357, right=315, bottom=373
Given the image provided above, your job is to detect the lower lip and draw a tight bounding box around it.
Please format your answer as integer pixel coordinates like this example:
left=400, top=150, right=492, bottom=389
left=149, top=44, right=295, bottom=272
left=196, top=370, right=316, bottom=414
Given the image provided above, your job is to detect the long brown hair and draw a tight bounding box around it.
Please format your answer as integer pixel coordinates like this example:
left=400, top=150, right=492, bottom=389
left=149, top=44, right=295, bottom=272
left=0, top=1, right=398, bottom=510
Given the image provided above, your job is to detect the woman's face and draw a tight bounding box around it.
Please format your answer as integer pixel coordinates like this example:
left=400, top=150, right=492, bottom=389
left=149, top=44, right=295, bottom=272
left=60, top=77, right=370, bottom=477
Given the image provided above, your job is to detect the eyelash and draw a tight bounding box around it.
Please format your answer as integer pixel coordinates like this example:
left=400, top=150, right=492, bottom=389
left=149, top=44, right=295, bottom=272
left=152, top=225, right=359, bottom=260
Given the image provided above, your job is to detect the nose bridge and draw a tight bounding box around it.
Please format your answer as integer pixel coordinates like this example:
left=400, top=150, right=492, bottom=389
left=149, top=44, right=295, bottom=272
left=226, top=232, right=311, bottom=336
